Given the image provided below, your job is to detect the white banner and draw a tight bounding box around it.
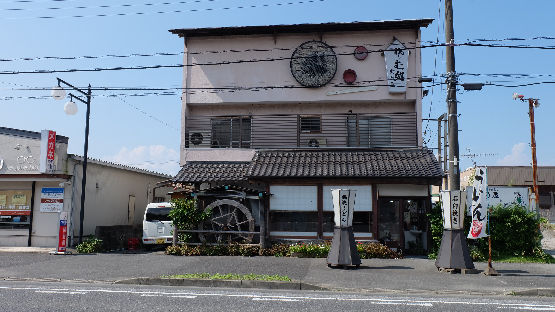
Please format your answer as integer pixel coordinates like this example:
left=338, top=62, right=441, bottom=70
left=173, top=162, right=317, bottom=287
left=468, top=167, right=488, bottom=239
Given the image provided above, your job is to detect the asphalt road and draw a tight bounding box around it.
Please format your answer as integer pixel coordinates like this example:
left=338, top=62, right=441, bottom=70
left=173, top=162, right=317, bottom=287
left=0, top=280, right=554, bottom=312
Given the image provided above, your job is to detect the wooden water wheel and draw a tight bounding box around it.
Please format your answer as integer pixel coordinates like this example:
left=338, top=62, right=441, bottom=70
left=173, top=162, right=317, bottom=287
left=198, top=199, right=255, bottom=244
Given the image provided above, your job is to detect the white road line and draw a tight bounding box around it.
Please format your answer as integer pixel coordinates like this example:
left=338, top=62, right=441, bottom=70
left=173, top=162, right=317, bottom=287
left=1, top=284, right=554, bottom=310
left=35, top=290, right=85, bottom=295
left=252, top=298, right=301, bottom=302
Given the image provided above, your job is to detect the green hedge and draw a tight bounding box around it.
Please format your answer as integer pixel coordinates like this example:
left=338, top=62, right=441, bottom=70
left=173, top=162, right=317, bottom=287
left=166, top=241, right=402, bottom=259
left=428, top=203, right=553, bottom=263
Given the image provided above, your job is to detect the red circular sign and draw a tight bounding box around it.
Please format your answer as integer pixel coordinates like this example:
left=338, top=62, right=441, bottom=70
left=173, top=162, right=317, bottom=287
left=343, top=69, right=357, bottom=84
left=354, top=46, right=368, bottom=60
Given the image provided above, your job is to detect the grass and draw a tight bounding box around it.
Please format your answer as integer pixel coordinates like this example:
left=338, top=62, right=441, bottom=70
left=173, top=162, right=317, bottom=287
left=492, top=255, right=555, bottom=264
left=161, top=273, right=292, bottom=281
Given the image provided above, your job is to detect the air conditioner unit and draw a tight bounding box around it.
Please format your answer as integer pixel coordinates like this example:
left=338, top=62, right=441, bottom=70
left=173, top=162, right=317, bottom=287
left=307, top=138, right=327, bottom=147
left=190, top=132, right=204, bottom=146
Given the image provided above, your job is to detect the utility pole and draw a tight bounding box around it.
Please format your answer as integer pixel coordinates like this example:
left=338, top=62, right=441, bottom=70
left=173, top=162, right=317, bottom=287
left=435, top=0, right=475, bottom=271
left=513, top=93, right=540, bottom=214
left=445, top=0, right=459, bottom=191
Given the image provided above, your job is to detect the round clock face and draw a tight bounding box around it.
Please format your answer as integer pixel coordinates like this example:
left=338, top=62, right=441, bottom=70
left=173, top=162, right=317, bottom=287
left=290, top=41, right=337, bottom=88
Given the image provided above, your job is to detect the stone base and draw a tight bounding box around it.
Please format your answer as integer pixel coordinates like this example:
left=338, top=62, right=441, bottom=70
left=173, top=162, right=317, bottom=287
left=435, top=229, right=474, bottom=270
left=327, top=226, right=361, bottom=267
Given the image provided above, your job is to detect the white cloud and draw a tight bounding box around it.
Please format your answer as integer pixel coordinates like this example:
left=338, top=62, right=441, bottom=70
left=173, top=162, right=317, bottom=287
left=496, top=142, right=530, bottom=166
left=106, top=145, right=180, bottom=176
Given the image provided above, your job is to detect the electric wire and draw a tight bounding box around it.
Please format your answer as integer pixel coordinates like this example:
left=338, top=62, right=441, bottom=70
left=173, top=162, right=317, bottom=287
left=5, top=0, right=327, bottom=20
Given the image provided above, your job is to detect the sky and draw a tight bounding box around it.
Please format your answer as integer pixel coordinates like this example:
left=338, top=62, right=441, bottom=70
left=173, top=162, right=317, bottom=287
left=1, top=0, right=554, bottom=175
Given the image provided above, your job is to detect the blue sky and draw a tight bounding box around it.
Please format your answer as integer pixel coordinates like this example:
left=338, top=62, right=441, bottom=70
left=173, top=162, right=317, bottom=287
left=1, top=0, right=554, bottom=175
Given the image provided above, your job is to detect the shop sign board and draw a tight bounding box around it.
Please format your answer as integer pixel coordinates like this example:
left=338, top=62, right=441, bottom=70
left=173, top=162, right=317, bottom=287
left=57, top=211, right=68, bottom=253
left=384, top=39, right=408, bottom=93
left=40, top=188, right=64, bottom=213
left=332, top=189, right=356, bottom=228
left=39, top=130, right=56, bottom=173
left=441, top=190, right=466, bottom=230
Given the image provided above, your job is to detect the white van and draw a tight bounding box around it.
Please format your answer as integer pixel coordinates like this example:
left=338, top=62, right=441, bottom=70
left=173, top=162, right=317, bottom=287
left=142, top=202, right=174, bottom=246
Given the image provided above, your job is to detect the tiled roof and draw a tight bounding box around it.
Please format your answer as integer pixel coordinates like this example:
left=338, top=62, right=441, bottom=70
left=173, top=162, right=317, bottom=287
left=248, top=149, right=443, bottom=179
left=173, top=161, right=251, bottom=183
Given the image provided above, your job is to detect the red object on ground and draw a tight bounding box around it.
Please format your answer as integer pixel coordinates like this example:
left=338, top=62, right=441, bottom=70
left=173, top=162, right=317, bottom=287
left=127, top=238, right=140, bottom=250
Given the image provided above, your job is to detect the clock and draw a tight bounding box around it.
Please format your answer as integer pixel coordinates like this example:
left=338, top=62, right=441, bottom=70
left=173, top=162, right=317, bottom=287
left=290, top=41, right=337, bottom=88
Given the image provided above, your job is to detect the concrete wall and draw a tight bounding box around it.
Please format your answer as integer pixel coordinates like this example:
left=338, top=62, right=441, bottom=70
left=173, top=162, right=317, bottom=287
left=68, top=159, right=169, bottom=238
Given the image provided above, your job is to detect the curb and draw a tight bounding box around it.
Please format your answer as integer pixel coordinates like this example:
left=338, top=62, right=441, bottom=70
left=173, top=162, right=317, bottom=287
left=511, top=288, right=555, bottom=297
left=114, top=277, right=327, bottom=291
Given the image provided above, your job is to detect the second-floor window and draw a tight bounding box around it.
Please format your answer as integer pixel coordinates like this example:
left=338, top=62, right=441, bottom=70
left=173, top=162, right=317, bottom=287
left=211, top=117, right=251, bottom=148
left=299, top=116, right=321, bottom=133
left=347, top=115, right=392, bottom=147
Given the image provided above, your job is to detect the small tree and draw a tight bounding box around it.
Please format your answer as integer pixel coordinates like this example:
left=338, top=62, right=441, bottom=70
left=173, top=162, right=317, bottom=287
left=168, top=198, right=211, bottom=243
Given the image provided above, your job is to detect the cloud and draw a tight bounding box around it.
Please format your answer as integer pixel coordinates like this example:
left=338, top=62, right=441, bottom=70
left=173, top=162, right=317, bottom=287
left=496, top=142, right=530, bottom=166
left=106, top=145, right=180, bottom=176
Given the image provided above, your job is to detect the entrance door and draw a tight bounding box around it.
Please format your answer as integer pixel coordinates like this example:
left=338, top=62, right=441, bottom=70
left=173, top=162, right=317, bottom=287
left=378, top=199, right=401, bottom=250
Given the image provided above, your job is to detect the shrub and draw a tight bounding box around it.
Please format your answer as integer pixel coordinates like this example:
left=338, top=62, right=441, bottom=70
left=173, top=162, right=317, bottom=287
left=76, top=236, right=103, bottom=254
left=428, top=202, right=549, bottom=261
left=289, top=242, right=330, bottom=258
left=260, top=243, right=290, bottom=257
left=168, top=198, right=211, bottom=243
left=357, top=242, right=403, bottom=259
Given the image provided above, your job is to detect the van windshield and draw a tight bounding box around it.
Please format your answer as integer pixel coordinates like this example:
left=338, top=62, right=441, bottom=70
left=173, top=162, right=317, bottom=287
left=145, top=207, right=172, bottom=222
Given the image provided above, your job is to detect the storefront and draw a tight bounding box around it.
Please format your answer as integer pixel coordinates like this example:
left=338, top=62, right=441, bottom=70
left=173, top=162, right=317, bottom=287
left=0, top=127, right=71, bottom=247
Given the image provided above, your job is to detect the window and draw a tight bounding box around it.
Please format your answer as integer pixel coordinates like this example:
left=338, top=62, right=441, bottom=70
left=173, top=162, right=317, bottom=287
left=145, top=208, right=172, bottom=222
left=211, top=117, right=251, bottom=148
left=0, top=190, right=32, bottom=229
left=347, top=116, right=392, bottom=147
left=300, top=116, right=321, bottom=133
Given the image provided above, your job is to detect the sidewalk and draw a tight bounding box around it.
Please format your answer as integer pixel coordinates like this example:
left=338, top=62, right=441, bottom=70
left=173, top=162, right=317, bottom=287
left=0, top=250, right=553, bottom=297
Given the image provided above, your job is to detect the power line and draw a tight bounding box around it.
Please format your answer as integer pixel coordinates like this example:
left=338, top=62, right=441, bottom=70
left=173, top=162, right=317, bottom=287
left=5, top=0, right=327, bottom=20
left=4, top=0, right=221, bottom=12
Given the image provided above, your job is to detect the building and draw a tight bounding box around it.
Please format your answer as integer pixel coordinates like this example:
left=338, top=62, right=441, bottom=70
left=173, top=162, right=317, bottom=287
left=461, top=166, right=555, bottom=222
left=0, top=127, right=171, bottom=247
left=169, top=20, right=443, bottom=253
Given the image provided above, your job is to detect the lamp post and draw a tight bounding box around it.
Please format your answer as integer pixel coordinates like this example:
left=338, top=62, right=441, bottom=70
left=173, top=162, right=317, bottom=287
left=513, top=93, right=540, bottom=215
left=52, top=78, right=92, bottom=245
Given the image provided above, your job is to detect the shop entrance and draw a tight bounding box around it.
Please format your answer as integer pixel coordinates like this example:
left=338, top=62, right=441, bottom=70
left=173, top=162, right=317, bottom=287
left=378, top=198, right=429, bottom=254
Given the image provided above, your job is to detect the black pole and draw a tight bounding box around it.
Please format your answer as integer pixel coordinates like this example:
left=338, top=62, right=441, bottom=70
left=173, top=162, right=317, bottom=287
left=78, top=84, right=91, bottom=244
left=445, top=0, right=459, bottom=191
left=28, top=181, right=36, bottom=246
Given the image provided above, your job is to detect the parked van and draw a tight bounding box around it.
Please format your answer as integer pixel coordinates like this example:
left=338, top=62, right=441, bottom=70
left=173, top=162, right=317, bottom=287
left=142, top=202, right=174, bottom=247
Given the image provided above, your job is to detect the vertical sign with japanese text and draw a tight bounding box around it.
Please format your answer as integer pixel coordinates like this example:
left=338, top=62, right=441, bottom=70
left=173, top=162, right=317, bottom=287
left=468, top=167, right=488, bottom=239
left=384, top=39, right=408, bottom=93
left=332, top=189, right=356, bottom=228
left=440, top=190, right=465, bottom=230
left=57, top=211, right=68, bottom=253
left=40, top=130, right=56, bottom=173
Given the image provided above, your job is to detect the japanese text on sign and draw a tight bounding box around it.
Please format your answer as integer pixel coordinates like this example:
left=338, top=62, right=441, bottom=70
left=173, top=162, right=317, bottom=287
left=384, top=39, right=408, bottom=93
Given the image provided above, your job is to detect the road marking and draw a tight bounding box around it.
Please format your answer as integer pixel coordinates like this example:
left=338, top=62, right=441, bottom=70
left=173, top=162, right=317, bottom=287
left=1, top=284, right=554, bottom=310
left=252, top=298, right=300, bottom=302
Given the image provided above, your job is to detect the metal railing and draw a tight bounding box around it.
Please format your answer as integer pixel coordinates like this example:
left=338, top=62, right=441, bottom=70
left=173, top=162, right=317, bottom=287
left=185, top=112, right=418, bottom=149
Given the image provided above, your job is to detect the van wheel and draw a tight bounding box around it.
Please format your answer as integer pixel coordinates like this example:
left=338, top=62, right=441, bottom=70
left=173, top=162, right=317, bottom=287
left=198, top=199, right=255, bottom=244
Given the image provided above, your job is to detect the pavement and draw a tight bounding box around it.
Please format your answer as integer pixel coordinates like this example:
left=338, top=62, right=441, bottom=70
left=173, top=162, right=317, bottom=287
left=0, top=247, right=553, bottom=297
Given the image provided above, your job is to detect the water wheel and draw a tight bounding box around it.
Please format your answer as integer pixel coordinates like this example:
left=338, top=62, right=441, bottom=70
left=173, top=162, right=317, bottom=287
left=198, top=199, right=255, bottom=244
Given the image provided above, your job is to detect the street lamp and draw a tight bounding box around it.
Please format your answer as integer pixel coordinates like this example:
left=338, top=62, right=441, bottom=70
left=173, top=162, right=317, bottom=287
left=52, top=78, right=92, bottom=245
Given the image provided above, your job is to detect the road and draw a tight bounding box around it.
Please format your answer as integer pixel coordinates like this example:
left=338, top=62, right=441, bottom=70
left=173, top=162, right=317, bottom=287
left=0, top=280, right=554, bottom=312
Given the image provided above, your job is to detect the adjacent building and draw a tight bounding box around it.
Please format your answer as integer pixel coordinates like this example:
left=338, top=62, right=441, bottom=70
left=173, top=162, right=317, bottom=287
left=170, top=20, right=442, bottom=253
left=0, top=127, right=171, bottom=247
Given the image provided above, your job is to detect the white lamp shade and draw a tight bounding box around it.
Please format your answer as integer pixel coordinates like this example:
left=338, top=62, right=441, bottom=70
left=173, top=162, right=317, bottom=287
left=51, top=86, right=66, bottom=100
left=64, top=101, right=78, bottom=115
